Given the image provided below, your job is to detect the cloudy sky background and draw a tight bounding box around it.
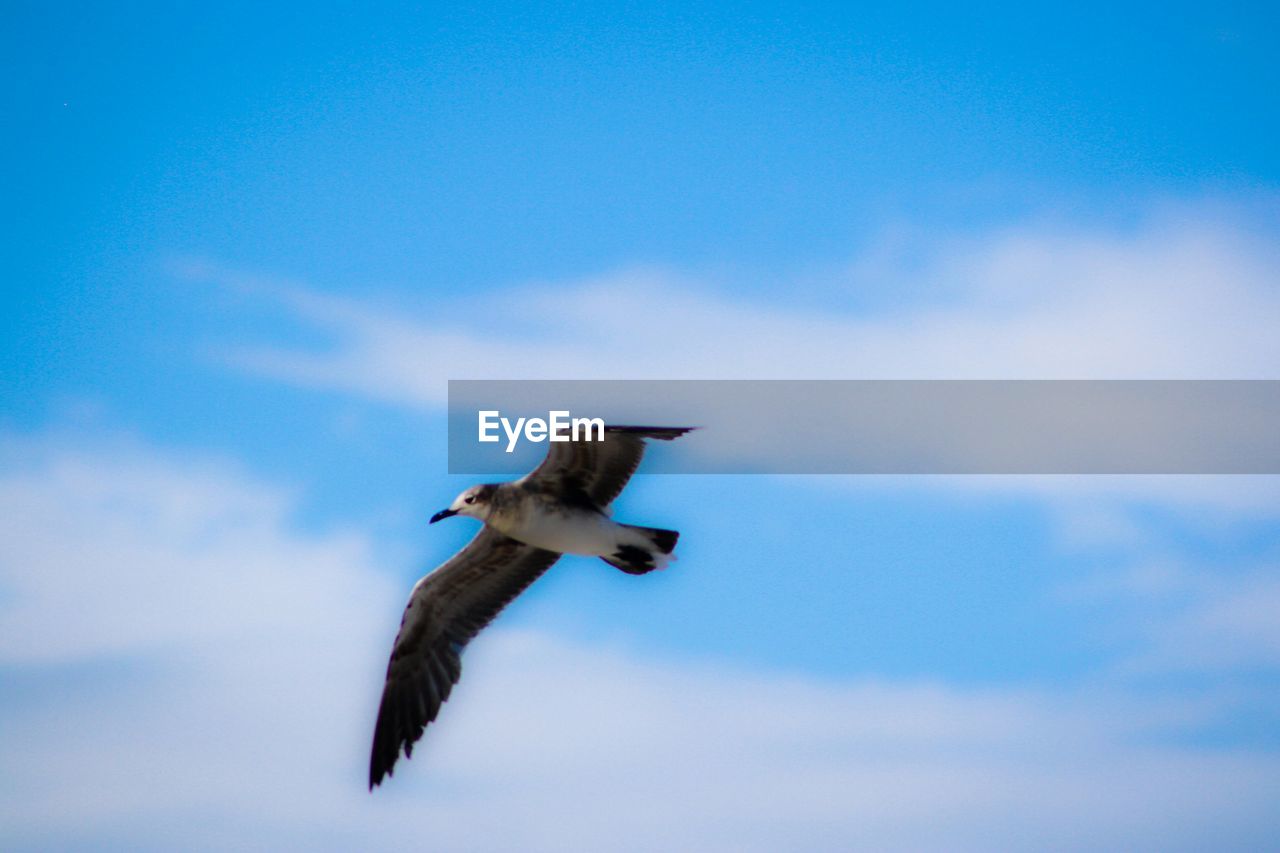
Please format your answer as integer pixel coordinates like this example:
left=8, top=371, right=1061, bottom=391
left=4, top=3, right=1280, bottom=850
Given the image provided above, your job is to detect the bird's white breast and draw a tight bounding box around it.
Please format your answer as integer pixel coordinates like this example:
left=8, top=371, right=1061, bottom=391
left=495, top=504, right=621, bottom=556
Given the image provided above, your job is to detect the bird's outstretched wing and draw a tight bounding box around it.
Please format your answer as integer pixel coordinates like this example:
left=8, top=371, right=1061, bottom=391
left=519, top=425, right=695, bottom=508
left=368, top=528, right=560, bottom=788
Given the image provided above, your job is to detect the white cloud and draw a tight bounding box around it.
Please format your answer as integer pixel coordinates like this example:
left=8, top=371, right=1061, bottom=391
left=182, top=204, right=1280, bottom=412
left=2, top=433, right=1279, bottom=850
left=368, top=633, right=1280, bottom=853
left=0, top=433, right=387, bottom=665
left=1060, top=557, right=1280, bottom=673
left=836, top=473, right=1280, bottom=532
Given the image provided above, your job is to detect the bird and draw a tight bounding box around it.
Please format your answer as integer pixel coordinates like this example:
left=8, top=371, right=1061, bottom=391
left=368, top=424, right=695, bottom=789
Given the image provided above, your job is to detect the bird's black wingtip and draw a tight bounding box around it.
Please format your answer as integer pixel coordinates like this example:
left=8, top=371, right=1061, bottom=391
left=604, top=425, right=700, bottom=440
left=369, top=764, right=391, bottom=791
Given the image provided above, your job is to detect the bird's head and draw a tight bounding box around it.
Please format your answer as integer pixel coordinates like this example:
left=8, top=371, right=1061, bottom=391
left=430, top=484, right=498, bottom=524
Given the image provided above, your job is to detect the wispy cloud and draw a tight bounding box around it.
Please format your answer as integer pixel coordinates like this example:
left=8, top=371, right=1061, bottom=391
left=178, top=203, right=1280, bottom=411
left=0, top=433, right=388, bottom=665
left=1060, top=556, right=1280, bottom=674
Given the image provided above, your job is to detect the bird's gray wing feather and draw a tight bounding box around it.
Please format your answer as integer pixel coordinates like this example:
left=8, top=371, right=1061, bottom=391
left=519, top=425, right=694, bottom=508
left=368, top=528, right=560, bottom=788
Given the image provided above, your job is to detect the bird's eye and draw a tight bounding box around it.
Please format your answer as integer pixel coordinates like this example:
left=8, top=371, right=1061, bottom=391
left=464, top=496, right=475, bottom=504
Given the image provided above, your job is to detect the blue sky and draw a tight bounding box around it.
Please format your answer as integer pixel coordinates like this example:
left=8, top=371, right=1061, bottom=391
left=3, top=3, right=1280, bottom=850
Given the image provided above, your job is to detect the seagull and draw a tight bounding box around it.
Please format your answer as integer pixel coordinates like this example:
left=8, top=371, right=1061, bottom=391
left=368, top=424, right=694, bottom=789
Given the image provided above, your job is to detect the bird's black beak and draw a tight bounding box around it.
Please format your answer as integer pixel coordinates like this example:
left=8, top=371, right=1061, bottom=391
left=429, top=508, right=457, bottom=524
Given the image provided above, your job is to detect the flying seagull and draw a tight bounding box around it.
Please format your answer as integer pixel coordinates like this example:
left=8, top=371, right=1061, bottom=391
left=368, top=424, right=694, bottom=789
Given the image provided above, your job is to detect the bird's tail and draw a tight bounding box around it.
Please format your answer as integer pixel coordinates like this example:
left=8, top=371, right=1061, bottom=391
left=601, top=526, right=679, bottom=575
